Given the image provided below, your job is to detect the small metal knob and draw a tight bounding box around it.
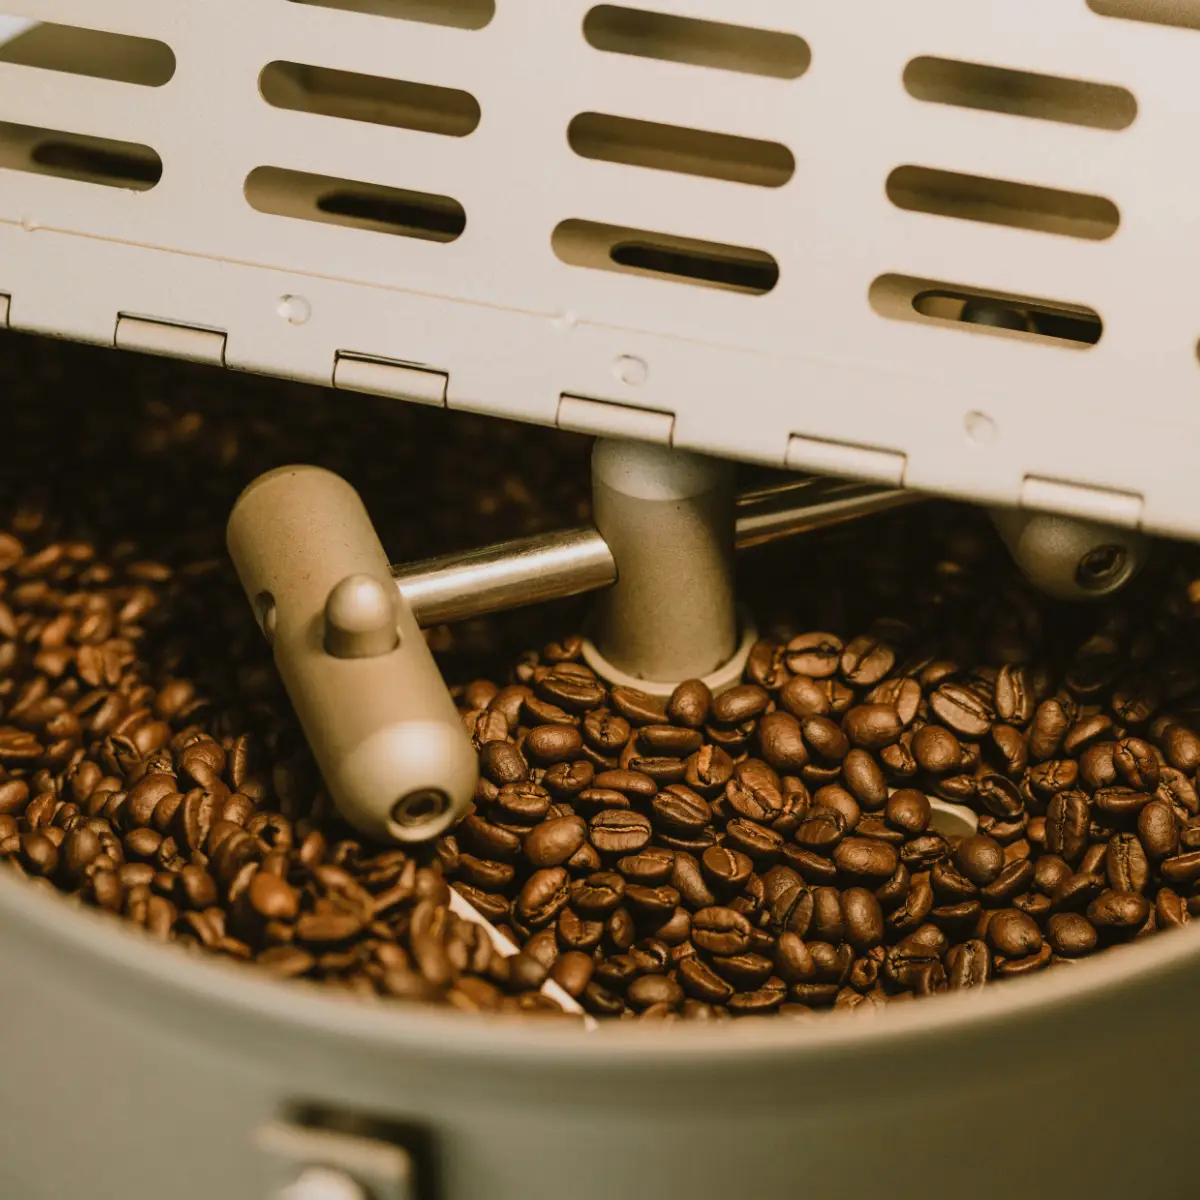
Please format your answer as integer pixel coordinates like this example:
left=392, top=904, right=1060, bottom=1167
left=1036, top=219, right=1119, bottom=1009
left=325, top=573, right=400, bottom=659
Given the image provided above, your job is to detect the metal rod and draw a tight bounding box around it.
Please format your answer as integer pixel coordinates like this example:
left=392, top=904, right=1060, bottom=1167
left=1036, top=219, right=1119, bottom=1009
left=394, top=477, right=920, bottom=627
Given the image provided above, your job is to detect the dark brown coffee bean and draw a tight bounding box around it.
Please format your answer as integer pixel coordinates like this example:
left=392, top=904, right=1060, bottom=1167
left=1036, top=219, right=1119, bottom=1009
left=524, top=816, right=587, bottom=869
left=1106, top=833, right=1149, bottom=894
left=296, top=910, right=367, bottom=946
left=946, top=939, right=991, bottom=989
left=1113, top=737, right=1160, bottom=792
left=1029, top=699, right=1071, bottom=762
left=901, top=833, right=951, bottom=870
left=1046, top=912, right=1097, bottom=957
left=1051, top=871, right=1107, bottom=913
left=589, top=809, right=652, bottom=856
left=1033, top=855, right=1072, bottom=896
left=517, top=868, right=571, bottom=927
left=1156, top=888, right=1191, bottom=929
left=551, top=951, right=594, bottom=998
left=866, top=677, right=921, bottom=726
left=701, top=845, right=753, bottom=892
left=785, top=633, right=843, bottom=678
left=779, top=675, right=831, bottom=719
left=1137, top=799, right=1178, bottom=860
left=1162, top=724, right=1200, bottom=772
left=752, top=711, right=806, bottom=772
left=571, top=871, right=626, bottom=917
left=692, top=906, right=752, bottom=955
left=1046, top=791, right=1090, bottom=865
left=834, top=837, right=898, bottom=881
left=1160, top=851, right=1200, bottom=886
left=679, top=955, right=734, bottom=1002
left=994, top=665, right=1035, bottom=725
left=494, top=783, right=552, bottom=825
left=954, top=835, right=1005, bottom=887
left=609, top=687, right=667, bottom=726
left=1087, top=889, right=1150, bottom=934
left=912, top=725, right=961, bottom=774
left=479, top=740, right=529, bottom=786
left=842, top=887, right=884, bottom=949
left=842, top=705, right=904, bottom=750
left=930, top=683, right=994, bottom=738
left=557, top=906, right=605, bottom=951
left=794, top=805, right=847, bottom=850
left=612, top=847, right=672, bottom=886
left=1092, top=786, right=1151, bottom=816
left=724, top=818, right=784, bottom=860
left=582, top=710, right=630, bottom=756
left=988, top=908, right=1042, bottom=959
left=524, top=724, right=583, bottom=764
left=651, top=785, right=710, bottom=834
left=667, top=679, right=711, bottom=728
left=638, top=724, right=703, bottom=757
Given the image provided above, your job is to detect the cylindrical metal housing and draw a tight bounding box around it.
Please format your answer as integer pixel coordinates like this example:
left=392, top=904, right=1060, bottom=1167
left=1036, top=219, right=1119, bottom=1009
left=226, top=466, right=477, bottom=843
left=989, top=508, right=1150, bottom=602
left=589, top=439, right=737, bottom=685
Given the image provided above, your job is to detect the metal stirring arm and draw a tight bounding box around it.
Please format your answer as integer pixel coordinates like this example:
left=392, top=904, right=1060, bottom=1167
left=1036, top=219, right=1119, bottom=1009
left=392, top=476, right=919, bottom=627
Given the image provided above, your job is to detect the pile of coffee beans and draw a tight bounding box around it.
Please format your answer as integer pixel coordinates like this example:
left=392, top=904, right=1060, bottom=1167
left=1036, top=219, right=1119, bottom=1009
left=3, top=329, right=1200, bottom=1022
left=444, top=629, right=1200, bottom=1019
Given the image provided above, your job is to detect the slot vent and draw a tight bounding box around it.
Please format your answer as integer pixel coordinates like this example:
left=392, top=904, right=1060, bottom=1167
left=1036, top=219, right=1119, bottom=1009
left=886, top=166, right=1120, bottom=241
left=553, top=219, right=778, bottom=294
left=260, top=63, right=480, bottom=136
left=871, top=275, right=1102, bottom=348
left=582, top=6, right=810, bottom=79
left=245, top=167, right=465, bottom=242
left=568, top=113, right=793, bottom=187
left=904, top=57, right=1136, bottom=131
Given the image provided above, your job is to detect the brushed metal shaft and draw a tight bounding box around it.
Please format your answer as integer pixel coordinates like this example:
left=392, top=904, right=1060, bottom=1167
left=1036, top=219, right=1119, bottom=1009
left=394, top=477, right=917, bottom=626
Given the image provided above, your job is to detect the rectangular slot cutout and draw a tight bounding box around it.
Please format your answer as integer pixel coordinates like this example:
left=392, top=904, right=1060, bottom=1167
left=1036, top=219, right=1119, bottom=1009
left=887, top=166, right=1119, bottom=241
left=0, top=121, right=161, bottom=189
left=1087, top=0, right=1200, bottom=31
left=553, top=219, right=778, bottom=295
left=870, top=274, right=1102, bottom=348
left=245, top=166, right=465, bottom=242
left=567, top=112, right=793, bottom=187
left=285, top=0, right=493, bottom=30
left=0, top=18, right=174, bottom=85
left=904, top=57, right=1136, bottom=131
left=260, top=62, right=479, bottom=136
left=583, top=6, right=810, bottom=79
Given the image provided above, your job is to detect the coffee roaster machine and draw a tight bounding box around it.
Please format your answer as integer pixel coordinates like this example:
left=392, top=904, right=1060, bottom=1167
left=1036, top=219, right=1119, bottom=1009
left=0, top=3, right=1197, bottom=1197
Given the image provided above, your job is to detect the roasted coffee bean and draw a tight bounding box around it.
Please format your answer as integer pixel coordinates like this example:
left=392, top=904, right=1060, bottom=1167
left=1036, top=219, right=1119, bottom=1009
left=679, top=955, right=735, bottom=1003
left=1046, top=791, right=1090, bottom=865
left=901, top=834, right=951, bottom=870
left=1051, top=871, right=1107, bottom=913
left=946, top=939, right=991, bottom=989
left=842, top=705, right=903, bottom=750
left=692, top=906, right=752, bottom=956
left=724, top=818, right=784, bottom=860
left=571, top=871, right=626, bottom=917
left=779, top=675, right=831, bottom=719
left=517, top=868, right=571, bottom=927
left=1156, top=888, right=1191, bottom=929
left=651, top=785, right=711, bottom=834
left=589, top=810, right=652, bottom=856
left=912, top=725, right=961, bottom=775
left=666, top=679, right=711, bottom=728
left=711, top=685, right=769, bottom=726
left=756, top=712, right=809, bottom=772
left=701, top=845, right=753, bottom=893
left=1138, top=799, right=1179, bottom=860
left=884, top=789, right=931, bottom=836
left=524, top=816, right=587, bottom=869
left=834, top=837, right=898, bottom=881
left=1106, top=834, right=1149, bottom=894
left=987, top=909, right=1042, bottom=959
left=1029, top=699, right=1071, bottom=762
left=843, top=887, right=884, bottom=949
left=866, top=677, right=921, bottom=727
left=794, top=806, right=847, bottom=851
left=1160, top=851, right=1200, bottom=886
left=931, top=684, right=993, bottom=738
left=616, top=846, right=675, bottom=885
left=785, top=633, right=843, bottom=678
left=1046, top=912, right=1097, bottom=957
left=994, top=665, right=1035, bottom=725
left=954, top=835, right=1005, bottom=888
left=1087, top=890, right=1150, bottom=935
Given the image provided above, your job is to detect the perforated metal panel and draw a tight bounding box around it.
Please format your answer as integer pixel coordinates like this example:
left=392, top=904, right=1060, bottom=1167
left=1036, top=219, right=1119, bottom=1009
left=0, top=2, right=1197, bottom=536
